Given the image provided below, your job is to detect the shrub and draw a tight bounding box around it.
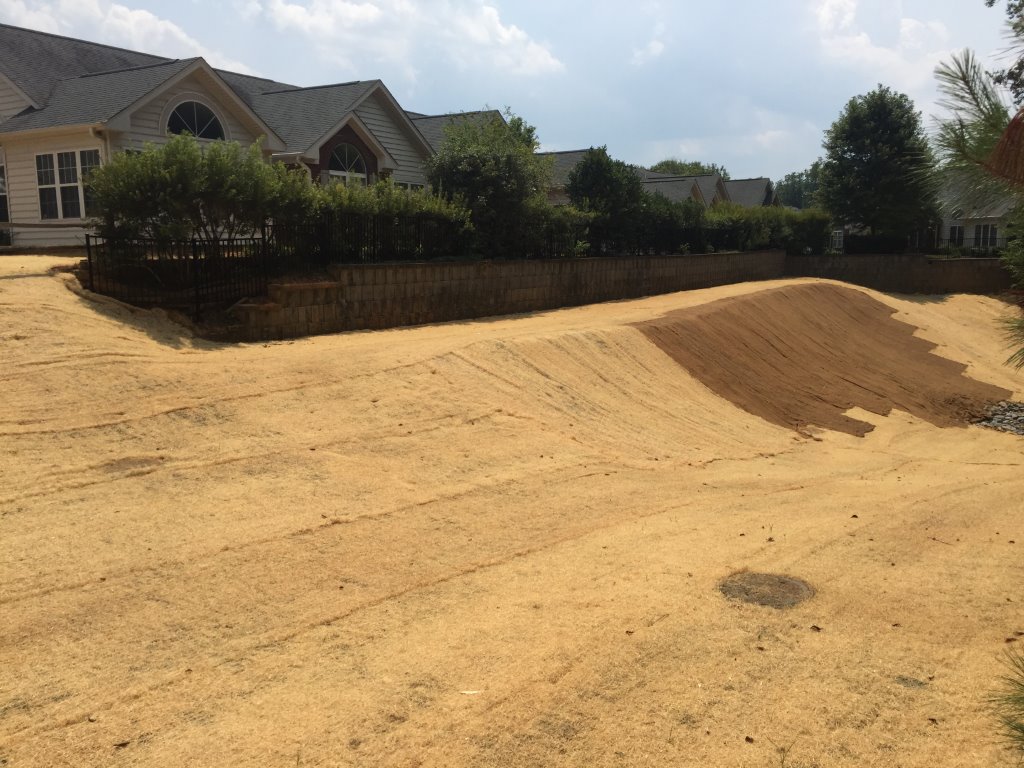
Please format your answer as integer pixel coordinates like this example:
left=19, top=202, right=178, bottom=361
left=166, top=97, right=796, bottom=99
left=88, top=135, right=316, bottom=243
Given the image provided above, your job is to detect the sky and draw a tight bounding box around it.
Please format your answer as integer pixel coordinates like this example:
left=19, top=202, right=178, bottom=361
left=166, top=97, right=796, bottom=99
left=0, top=0, right=1018, bottom=180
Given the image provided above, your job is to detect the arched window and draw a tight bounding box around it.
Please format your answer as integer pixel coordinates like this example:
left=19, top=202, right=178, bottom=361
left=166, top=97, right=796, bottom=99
left=328, top=143, right=367, bottom=186
left=167, top=101, right=225, bottom=140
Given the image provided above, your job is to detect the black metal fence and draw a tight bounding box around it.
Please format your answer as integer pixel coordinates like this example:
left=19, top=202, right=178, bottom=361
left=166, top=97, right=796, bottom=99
left=269, top=212, right=469, bottom=268
left=931, top=237, right=1010, bottom=257
left=85, top=235, right=268, bottom=319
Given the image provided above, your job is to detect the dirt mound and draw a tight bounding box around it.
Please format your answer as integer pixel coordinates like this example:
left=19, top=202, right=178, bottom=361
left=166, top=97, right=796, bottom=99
left=635, top=282, right=1013, bottom=436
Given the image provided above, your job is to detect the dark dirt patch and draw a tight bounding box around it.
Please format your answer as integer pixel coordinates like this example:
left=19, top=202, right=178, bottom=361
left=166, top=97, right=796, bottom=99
left=634, top=283, right=1013, bottom=437
left=719, top=572, right=815, bottom=609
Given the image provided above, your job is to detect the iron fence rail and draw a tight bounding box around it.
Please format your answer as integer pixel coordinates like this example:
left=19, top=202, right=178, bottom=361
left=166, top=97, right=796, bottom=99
left=85, top=235, right=268, bottom=319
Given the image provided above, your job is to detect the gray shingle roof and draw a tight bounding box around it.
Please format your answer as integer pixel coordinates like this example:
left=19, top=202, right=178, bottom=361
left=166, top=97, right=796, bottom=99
left=636, top=170, right=725, bottom=207
left=214, top=70, right=300, bottom=106
left=0, top=59, right=196, bottom=133
left=243, top=80, right=378, bottom=153
left=641, top=177, right=702, bottom=205
left=536, top=149, right=593, bottom=187
left=410, top=110, right=504, bottom=152
left=723, top=177, right=776, bottom=207
left=0, top=23, right=169, bottom=105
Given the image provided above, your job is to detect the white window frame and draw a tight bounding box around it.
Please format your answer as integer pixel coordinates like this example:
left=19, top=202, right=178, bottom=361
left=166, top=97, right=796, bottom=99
left=165, top=98, right=227, bottom=141
left=327, top=143, right=368, bottom=187
left=35, top=149, right=101, bottom=221
left=949, top=224, right=964, bottom=246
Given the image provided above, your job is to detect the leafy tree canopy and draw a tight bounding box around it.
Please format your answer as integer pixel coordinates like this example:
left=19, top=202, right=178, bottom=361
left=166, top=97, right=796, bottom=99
left=774, top=161, right=822, bottom=209
left=649, top=158, right=731, bottom=180
left=985, top=0, right=1024, bottom=105
left=87, top=134, right=314, bottom=242
left=566, top=146, right=643, bottom=217
left=425, top=108, right=552, bottom=255
left=817, top=85, right=937, bottom=234
left=425, top=108, right=549, bottom=213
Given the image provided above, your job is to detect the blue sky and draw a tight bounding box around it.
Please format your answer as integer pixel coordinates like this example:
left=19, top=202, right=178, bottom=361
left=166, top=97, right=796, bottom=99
left=0, top=0, right=1016, bottom=179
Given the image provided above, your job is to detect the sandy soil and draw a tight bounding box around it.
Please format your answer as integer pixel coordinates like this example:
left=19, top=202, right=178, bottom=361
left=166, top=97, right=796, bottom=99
left=1, top=255, right=1022, bottom=767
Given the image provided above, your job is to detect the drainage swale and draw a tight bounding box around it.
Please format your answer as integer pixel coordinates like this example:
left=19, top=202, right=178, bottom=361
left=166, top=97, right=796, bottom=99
left=719, top=572, right=815, bottom=609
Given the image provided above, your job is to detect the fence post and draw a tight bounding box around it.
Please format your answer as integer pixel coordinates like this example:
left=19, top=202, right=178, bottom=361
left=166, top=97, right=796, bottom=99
left=85, top=234, right=95, bottom=290
left=191, top=238, right=202, bottom=322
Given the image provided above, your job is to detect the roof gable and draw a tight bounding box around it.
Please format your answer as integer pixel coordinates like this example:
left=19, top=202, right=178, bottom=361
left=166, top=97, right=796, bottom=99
left=246, top=80, right=378, bottom=153
left=0, top=59, right=195, bottom=134
left=724, top=177, right=777, bottom=207
left=0, top=57, right=286, bottom=150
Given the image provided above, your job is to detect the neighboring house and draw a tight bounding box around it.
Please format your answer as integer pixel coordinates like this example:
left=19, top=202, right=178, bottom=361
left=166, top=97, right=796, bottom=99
left=0, top=23, right=488, bottom=246
left=635, top=175, right=706, bottom=206
left=723, top=177, right=781, bottom=207
left=540, top=152, right=727, bottom=209
left=939, top=190, right=1014, bottom=252
left=637, top=168, right=730, bottom=208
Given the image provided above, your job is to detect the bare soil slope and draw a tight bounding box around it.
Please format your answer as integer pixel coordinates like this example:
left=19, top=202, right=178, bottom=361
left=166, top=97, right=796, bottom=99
left=1, top=259, right=1022, bottom=768
left=637, top=282, right=1013, bottom=436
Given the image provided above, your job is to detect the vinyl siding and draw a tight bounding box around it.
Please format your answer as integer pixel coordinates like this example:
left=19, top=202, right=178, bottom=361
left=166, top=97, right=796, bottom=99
left=124, top=70, right=259, bottom=150
left=0, top=77, right=30, bottom=123
left=355, top=92, right=430, bottom=185
left=2, top=130, right=102, bottom=246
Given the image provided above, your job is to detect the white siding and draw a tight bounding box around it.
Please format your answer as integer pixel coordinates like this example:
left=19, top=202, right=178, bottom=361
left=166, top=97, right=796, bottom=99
left=0, top=77, right=30, bottom=123
left=2, top=131, right=102, bottom=247
left=355, top=92, right=431, bottom=185
left=124, top=70, right=260, bottom=149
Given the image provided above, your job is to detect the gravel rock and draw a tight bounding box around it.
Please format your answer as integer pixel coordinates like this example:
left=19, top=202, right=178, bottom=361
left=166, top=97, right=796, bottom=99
left=977, top=401, right=1024, bottom=436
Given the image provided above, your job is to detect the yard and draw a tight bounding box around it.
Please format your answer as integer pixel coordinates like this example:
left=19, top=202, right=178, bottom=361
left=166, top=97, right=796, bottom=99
left=1, top=255, right=1021, bottom=767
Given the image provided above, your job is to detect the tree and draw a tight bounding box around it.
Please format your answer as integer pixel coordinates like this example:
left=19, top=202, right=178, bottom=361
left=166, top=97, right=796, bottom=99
left=817, top=85, right=937, bottom=235
left=985, top=0, right=1024, bottom=105
left=774, top=161, right=822, bottom=209
left=650, top=158, right=731, bottom=179
left=566, top=146, right=645, bottom=251
left=566, top=147, right=643, bottom=220
left=425, top=108, right=552, bottom=256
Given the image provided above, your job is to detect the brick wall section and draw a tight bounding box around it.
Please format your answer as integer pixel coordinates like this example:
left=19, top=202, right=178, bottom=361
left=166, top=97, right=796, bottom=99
left=230, top=250, right=786, bottom=340
left=229, top=251, right=1013, bottom=341
left=785, top=254, right=1011, bottom=295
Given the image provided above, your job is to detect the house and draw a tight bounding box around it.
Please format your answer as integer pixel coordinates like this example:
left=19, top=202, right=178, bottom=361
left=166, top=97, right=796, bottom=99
left=0, top=23, right=487, bottom=246
left=939, top=188, right=1013, bottom=252
left=636, top=168, right=731, bottom=207
left=540, top=151, right=723, bottom=209
left=722, top=177, right=781, bottom=208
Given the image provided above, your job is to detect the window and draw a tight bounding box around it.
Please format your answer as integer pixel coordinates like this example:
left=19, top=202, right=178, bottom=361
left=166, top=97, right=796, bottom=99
left=36, top=149, right=101, bottom=220
left=167, top=101, right=225, bottom=140
left=974, top=223, right=998, bottom=247
left=328, top=143, right=367, bottom=186
left=0, top=162, right=8, bottom=223
left=949, top=225, right=964, bottom=246
left=395, top=182, right=425, bottom=191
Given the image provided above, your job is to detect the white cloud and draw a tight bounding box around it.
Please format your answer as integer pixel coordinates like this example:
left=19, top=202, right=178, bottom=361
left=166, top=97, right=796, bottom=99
left=816, top=0, right=856, bottom=33
left=632, top=38, right=665, bottom=66
left=257, top=0, right=563, bottom=79
left=0, top=0, right=256, bottom=72
left=811, top=0, right=957, bottom=98
left=0, top=0, right=60, bottom=31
